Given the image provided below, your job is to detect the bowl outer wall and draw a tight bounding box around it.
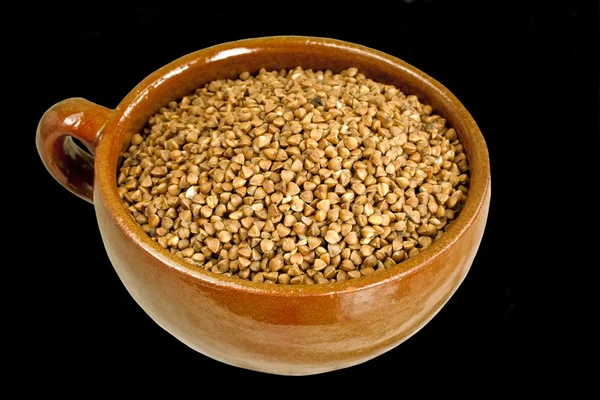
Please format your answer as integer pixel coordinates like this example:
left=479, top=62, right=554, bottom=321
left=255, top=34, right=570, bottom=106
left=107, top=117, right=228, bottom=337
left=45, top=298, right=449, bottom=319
left=91, top=36, right=491, bottom=375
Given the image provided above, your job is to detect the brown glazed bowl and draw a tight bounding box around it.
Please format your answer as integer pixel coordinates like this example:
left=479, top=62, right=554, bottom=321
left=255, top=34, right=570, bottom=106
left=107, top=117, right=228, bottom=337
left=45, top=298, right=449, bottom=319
left=36, top=36, right=490, bottom=375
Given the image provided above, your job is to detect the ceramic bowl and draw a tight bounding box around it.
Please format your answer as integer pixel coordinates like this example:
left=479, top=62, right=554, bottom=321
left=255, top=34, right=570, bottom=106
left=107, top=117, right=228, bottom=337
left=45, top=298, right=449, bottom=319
left=36, top=36, right=490, bottom=375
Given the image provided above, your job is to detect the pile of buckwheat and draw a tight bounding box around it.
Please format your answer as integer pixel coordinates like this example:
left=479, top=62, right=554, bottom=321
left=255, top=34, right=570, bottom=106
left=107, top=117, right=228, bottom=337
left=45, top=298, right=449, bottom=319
left=117, top=67, right=469, bottom=284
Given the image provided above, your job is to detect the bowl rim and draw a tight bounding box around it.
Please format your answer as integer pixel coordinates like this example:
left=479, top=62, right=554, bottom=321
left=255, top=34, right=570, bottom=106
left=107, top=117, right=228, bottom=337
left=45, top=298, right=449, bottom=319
left=95, top=35, right=490, bottom=296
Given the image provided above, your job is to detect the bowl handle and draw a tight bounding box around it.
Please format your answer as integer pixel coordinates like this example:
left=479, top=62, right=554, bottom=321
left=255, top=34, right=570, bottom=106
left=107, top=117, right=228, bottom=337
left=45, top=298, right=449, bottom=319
left=36, top=98, right=112, bottom=203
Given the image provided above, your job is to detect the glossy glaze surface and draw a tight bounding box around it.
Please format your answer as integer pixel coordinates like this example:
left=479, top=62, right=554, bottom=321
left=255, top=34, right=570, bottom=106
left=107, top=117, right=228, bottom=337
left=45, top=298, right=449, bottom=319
left=37, top=98, right=112, bottom=202
left=37, top=36, right=491, bottom=375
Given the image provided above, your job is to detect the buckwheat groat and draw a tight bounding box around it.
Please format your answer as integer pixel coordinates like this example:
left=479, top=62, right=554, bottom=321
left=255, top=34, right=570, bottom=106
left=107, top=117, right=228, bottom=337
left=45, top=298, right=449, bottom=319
left=117, top=67, right=469, bottom=284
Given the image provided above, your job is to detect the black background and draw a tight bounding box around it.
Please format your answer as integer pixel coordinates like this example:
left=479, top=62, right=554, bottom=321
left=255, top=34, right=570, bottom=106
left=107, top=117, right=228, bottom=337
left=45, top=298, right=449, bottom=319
left=14, top=0, right=599, bottom=394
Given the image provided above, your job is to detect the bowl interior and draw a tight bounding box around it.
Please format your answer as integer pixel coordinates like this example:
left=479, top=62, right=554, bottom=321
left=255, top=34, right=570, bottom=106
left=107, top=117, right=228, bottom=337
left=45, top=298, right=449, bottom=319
left=96, top=36, right=489, bottom=292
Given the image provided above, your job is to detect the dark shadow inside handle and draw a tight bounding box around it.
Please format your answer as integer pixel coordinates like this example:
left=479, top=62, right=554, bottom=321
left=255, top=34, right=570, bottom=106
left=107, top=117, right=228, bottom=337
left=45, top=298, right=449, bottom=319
left=54, top=135, right=95, bottom=201
left=71, top=137, right=93, bottom=156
